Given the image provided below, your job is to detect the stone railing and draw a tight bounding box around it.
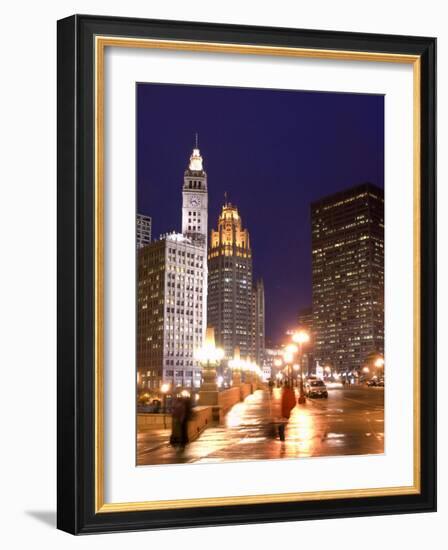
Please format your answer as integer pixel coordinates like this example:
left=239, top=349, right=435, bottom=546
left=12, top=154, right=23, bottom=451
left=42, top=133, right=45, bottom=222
left=239, top=383, right=252, bottom=401
left=137, top=406, right=213, bottom=443
left=217, top=386, right=241, bottom=414
left=137, top=413, right=172, bottom=430
left=186, top=406, right=213, bottom=442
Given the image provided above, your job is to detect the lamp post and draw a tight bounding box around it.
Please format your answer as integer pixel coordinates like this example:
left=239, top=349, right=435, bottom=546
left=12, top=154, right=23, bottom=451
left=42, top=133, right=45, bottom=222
left=195, top=344, right=224, bottom=392
left=229, top=357, right=243, bottom=387
left=374, top=356, right=385, bottom=381
left=274, top=358, right=283, bottom=387
left=292, top=330, right=310, bottom=404
left=160, top=383, right=171, bottom=428
left=160, top=383, right=170, bottom=413
left=283, top=345, right=297, bottom=388
left=195, top=328, right=224, bottom=411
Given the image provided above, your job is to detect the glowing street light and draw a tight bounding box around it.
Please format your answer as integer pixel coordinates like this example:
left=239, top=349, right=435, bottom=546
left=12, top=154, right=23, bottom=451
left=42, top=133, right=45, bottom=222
left=160, top=382, right=171, bottom=415
left=285, top=343, right=299, bottom=354
left=374, top=356, right=385, bottom=383
left=194, top=327, right=224, bottom=392
left=229, top=347, right=244, bottom=386
left=161, top=383, right=171, bottom=394
left=292, top=330, right=310, bottom=345
left=289, top=329, right=310, bottom=404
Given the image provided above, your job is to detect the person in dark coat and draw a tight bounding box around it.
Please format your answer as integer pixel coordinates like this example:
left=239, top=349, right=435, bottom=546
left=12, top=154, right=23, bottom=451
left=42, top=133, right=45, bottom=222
left=170, top=397, right=186, bottom=447
left=180, top=395, right=193, bottom=447
left=278, top=383, right=296, bottom=441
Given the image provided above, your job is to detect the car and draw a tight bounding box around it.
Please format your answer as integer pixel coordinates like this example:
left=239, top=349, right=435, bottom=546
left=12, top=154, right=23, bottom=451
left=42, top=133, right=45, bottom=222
left=305, top=379, right=328, bottom=398
left=366, top=379, right=377, bottom=387
left=377, top=378, right=384, bottom=387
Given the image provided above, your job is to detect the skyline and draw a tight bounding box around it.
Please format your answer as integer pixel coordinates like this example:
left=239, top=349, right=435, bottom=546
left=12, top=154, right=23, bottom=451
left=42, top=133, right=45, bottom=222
left=137, top=83, right=384, bottom=343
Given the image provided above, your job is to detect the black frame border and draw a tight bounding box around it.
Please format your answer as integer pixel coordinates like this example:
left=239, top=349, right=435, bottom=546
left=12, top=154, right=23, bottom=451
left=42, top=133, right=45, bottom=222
left=57, top=14, right=436, bottom=535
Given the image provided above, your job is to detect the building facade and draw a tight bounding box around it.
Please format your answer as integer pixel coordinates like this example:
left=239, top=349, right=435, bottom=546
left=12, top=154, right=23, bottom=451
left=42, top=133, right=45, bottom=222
left=208, top=203, right=255, bottom=360
left=137, top=146, right=208, bottom=392
left=136, top=213, right=152, bottom=248
left=252, top=279, right=266, bottom=367
left=311, top=183, right=384, bottom=373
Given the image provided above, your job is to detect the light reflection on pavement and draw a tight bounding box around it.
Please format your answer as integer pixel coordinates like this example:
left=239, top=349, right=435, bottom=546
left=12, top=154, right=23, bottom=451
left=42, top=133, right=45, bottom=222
left=137, top=387, right=384, bottom=466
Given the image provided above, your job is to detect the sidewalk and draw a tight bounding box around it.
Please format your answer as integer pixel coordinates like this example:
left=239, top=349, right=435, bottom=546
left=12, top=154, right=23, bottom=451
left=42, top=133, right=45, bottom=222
left=137, top=387, right=384, bottom=465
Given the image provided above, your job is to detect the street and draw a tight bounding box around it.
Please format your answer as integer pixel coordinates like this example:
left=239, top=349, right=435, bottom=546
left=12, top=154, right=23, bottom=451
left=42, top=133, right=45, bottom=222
left=137, top=386, right=384, bottom=466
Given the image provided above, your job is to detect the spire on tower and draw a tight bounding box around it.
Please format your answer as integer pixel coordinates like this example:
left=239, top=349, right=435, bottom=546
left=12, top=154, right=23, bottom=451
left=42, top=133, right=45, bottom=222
left=188, top=137, right=203, bottom=171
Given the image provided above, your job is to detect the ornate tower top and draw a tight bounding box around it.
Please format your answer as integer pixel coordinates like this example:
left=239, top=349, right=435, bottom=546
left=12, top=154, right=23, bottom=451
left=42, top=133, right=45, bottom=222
left=210, top=203, right=251, bottom=253
left=185, top=134, right=204, bottom=173
left=182, top=137, right=208, bottom=246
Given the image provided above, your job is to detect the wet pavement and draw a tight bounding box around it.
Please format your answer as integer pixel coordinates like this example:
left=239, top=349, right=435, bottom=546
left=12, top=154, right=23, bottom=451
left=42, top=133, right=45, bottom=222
left=137, top=386, right=384, bottom=466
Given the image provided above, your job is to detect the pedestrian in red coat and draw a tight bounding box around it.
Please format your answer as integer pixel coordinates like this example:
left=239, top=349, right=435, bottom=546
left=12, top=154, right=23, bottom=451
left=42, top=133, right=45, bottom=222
left=278, top=383, right=296, bottom=441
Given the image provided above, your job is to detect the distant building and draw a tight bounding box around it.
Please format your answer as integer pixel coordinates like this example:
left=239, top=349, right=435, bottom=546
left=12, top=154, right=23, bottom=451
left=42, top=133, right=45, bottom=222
left=262, top=365, right=272, bottom=382
left=264, top=347, right=284, bottom=380
left=252, top=279, right=266, bottom=366
left=136, top=213, right=152, bottom=248
left=207, top=202, right=255, bottom=361
left=137, top=144, right=208, bottom=392
left=311, top=183, right=384, bottom=373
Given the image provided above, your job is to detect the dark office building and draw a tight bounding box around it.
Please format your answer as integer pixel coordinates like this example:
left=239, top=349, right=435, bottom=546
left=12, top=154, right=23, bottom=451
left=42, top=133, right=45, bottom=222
left=311, top=183, right=384, bottom=373
left=207, top=202, right=255, bottom=360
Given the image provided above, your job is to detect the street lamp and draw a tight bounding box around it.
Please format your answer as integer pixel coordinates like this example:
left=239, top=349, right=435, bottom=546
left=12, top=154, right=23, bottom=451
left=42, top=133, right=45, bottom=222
left=283, top=346, right=297, bottom=388
left=194, top=328, right=225, bottom=392
left=160, top=383, right=171, bottom=426
left=273, top=358, right=283, bottom=387
left=291, top=330, right=310, bottom=404
left=229, top=357, right=244, bottom=386
left=374, top=356, right=385, bottom=381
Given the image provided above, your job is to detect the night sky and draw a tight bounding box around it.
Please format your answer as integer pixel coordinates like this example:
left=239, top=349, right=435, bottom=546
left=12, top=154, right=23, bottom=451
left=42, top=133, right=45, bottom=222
left=137, top=83, right=384, bottom=345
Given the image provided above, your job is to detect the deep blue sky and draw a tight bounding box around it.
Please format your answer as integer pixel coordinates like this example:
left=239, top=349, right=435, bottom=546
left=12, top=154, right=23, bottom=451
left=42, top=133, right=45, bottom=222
left=137, top=83, right=384, bottom=345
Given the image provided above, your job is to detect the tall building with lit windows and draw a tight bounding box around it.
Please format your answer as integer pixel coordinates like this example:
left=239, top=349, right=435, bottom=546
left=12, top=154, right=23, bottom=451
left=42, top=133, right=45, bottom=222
left=252, top=279, right=266, bottom=366
left=311, top=183, right=384, bottom=374
left=207, top=202, right=255, bottom=360
left=137, top=144, right=208, bottom=392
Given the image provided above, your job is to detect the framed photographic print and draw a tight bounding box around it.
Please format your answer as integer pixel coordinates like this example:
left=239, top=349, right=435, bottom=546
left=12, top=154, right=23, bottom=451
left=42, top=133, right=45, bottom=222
left=57, top=14, right=436, bottom=534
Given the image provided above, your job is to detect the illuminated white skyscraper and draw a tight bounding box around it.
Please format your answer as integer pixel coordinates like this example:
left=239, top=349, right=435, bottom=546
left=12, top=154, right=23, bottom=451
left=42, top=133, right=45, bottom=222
left=137, top=144, right=208, bottom=391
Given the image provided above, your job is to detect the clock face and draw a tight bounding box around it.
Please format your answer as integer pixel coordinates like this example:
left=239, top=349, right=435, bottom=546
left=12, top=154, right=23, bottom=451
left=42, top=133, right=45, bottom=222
left=189, top=195, right=201, bottom=207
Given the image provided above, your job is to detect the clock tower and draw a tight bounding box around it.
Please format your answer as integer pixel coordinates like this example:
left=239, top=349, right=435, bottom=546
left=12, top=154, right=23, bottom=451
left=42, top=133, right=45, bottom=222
left=182, top=140, right=208, bottom=248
